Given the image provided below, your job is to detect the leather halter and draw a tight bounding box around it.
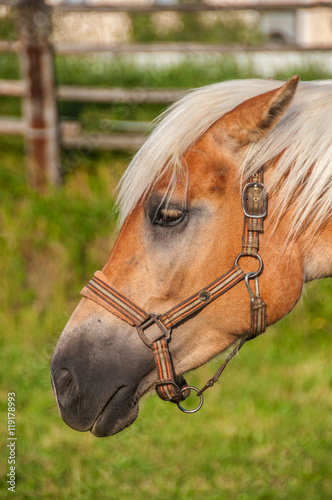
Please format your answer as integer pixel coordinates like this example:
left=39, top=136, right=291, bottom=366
left=81, top=169, right=267, bottom=412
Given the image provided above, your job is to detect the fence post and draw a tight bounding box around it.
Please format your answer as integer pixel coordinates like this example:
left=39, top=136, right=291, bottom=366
left=18, top=0, right=61, bottom=191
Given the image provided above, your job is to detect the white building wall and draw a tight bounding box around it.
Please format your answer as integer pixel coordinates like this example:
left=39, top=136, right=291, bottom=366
left=296, top=7, right=332, bottom=47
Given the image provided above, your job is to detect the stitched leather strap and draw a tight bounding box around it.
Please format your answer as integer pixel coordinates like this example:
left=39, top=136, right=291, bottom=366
left=161, top=266, right=245, bottom=329
left=82, top=266, right=245, bottom=332
left=250, top=297, right=267, bottom=338
left=81, top=266, right=246, bottom=402
left=82, top=271, right=148, bottom=326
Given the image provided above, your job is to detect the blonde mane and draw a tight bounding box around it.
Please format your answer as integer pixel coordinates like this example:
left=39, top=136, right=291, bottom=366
left=117, top=78, right=332, bottom=236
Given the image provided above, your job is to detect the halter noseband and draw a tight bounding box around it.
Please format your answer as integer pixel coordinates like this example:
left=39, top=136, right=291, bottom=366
left=81, top=169, right=267, bottom=413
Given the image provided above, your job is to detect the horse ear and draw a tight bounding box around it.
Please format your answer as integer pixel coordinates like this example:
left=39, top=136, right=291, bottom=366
left=223, top=75, right=300, bottom=145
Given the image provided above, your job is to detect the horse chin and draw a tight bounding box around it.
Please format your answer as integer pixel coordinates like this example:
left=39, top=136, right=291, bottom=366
left=90, top=387, right=140, bottom=437
left=91, top=375, right=159, bottom=437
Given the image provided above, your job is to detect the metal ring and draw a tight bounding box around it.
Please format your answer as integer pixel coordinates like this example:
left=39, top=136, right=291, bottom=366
left=176, top=386, right=204, bottom=414
left=234, top=252, right=263, bottom=279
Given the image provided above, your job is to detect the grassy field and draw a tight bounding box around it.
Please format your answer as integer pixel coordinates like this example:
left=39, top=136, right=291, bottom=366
left=1, top=50, right=332, bottom=499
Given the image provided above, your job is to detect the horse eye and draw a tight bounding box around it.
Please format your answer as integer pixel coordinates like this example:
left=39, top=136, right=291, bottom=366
left=153, top=207, right=185, bottom=227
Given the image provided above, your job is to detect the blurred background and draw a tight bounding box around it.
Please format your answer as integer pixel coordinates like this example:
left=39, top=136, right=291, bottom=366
left=1, top=1, right=332, bottom=498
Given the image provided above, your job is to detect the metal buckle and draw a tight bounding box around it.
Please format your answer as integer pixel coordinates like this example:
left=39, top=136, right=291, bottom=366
left=242, top=182, right=267, bottom=219
left=136, top=313, right=171, bottom=348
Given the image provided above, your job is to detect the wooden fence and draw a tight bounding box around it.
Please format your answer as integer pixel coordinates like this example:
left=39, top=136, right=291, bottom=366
left=1, top=0, right=332, bottom=190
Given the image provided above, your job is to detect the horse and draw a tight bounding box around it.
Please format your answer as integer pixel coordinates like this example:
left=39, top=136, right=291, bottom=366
left=51, top=76, right=332, bottom=437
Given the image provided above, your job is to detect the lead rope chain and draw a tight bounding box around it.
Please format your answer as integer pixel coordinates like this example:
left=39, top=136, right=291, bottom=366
left=81, top=168, right=267, bottom=413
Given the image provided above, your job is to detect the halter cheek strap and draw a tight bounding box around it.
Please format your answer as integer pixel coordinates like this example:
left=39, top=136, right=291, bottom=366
left=80, top=168, right=267, bottom=411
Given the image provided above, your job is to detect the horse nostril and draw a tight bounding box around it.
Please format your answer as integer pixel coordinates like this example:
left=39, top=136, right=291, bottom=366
left=54, top=368, right=75, bottom=407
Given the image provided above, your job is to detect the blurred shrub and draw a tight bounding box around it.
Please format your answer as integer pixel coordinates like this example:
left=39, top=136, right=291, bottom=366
left=130, top=11, right=263, bottom=44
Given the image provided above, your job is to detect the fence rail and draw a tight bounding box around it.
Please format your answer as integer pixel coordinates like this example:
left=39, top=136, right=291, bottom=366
left=1, top=0, right=332, bottom=190
left=51, top=1, right=332, bottom=12
left=3, top=41, right=332, bottom=54
left=3, top=0, right=332, bottom=11
left=29, top=42, right=332, bottom=54
left=0, top=80, right=185, bottom=103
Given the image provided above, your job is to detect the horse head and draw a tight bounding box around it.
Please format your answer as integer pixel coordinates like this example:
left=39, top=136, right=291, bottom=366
left=51, top=76, right=332, bottom=436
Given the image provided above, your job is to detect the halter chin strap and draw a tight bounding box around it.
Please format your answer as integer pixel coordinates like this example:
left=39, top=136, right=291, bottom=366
left=81, top=169, right=267, bottom=411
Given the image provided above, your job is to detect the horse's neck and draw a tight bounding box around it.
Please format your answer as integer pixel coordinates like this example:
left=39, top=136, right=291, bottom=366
left=301, top=222, right=332, bottom=282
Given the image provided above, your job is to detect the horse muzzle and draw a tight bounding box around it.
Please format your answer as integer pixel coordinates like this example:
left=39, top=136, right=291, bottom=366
left=50, top=314, right=155, bottom=436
